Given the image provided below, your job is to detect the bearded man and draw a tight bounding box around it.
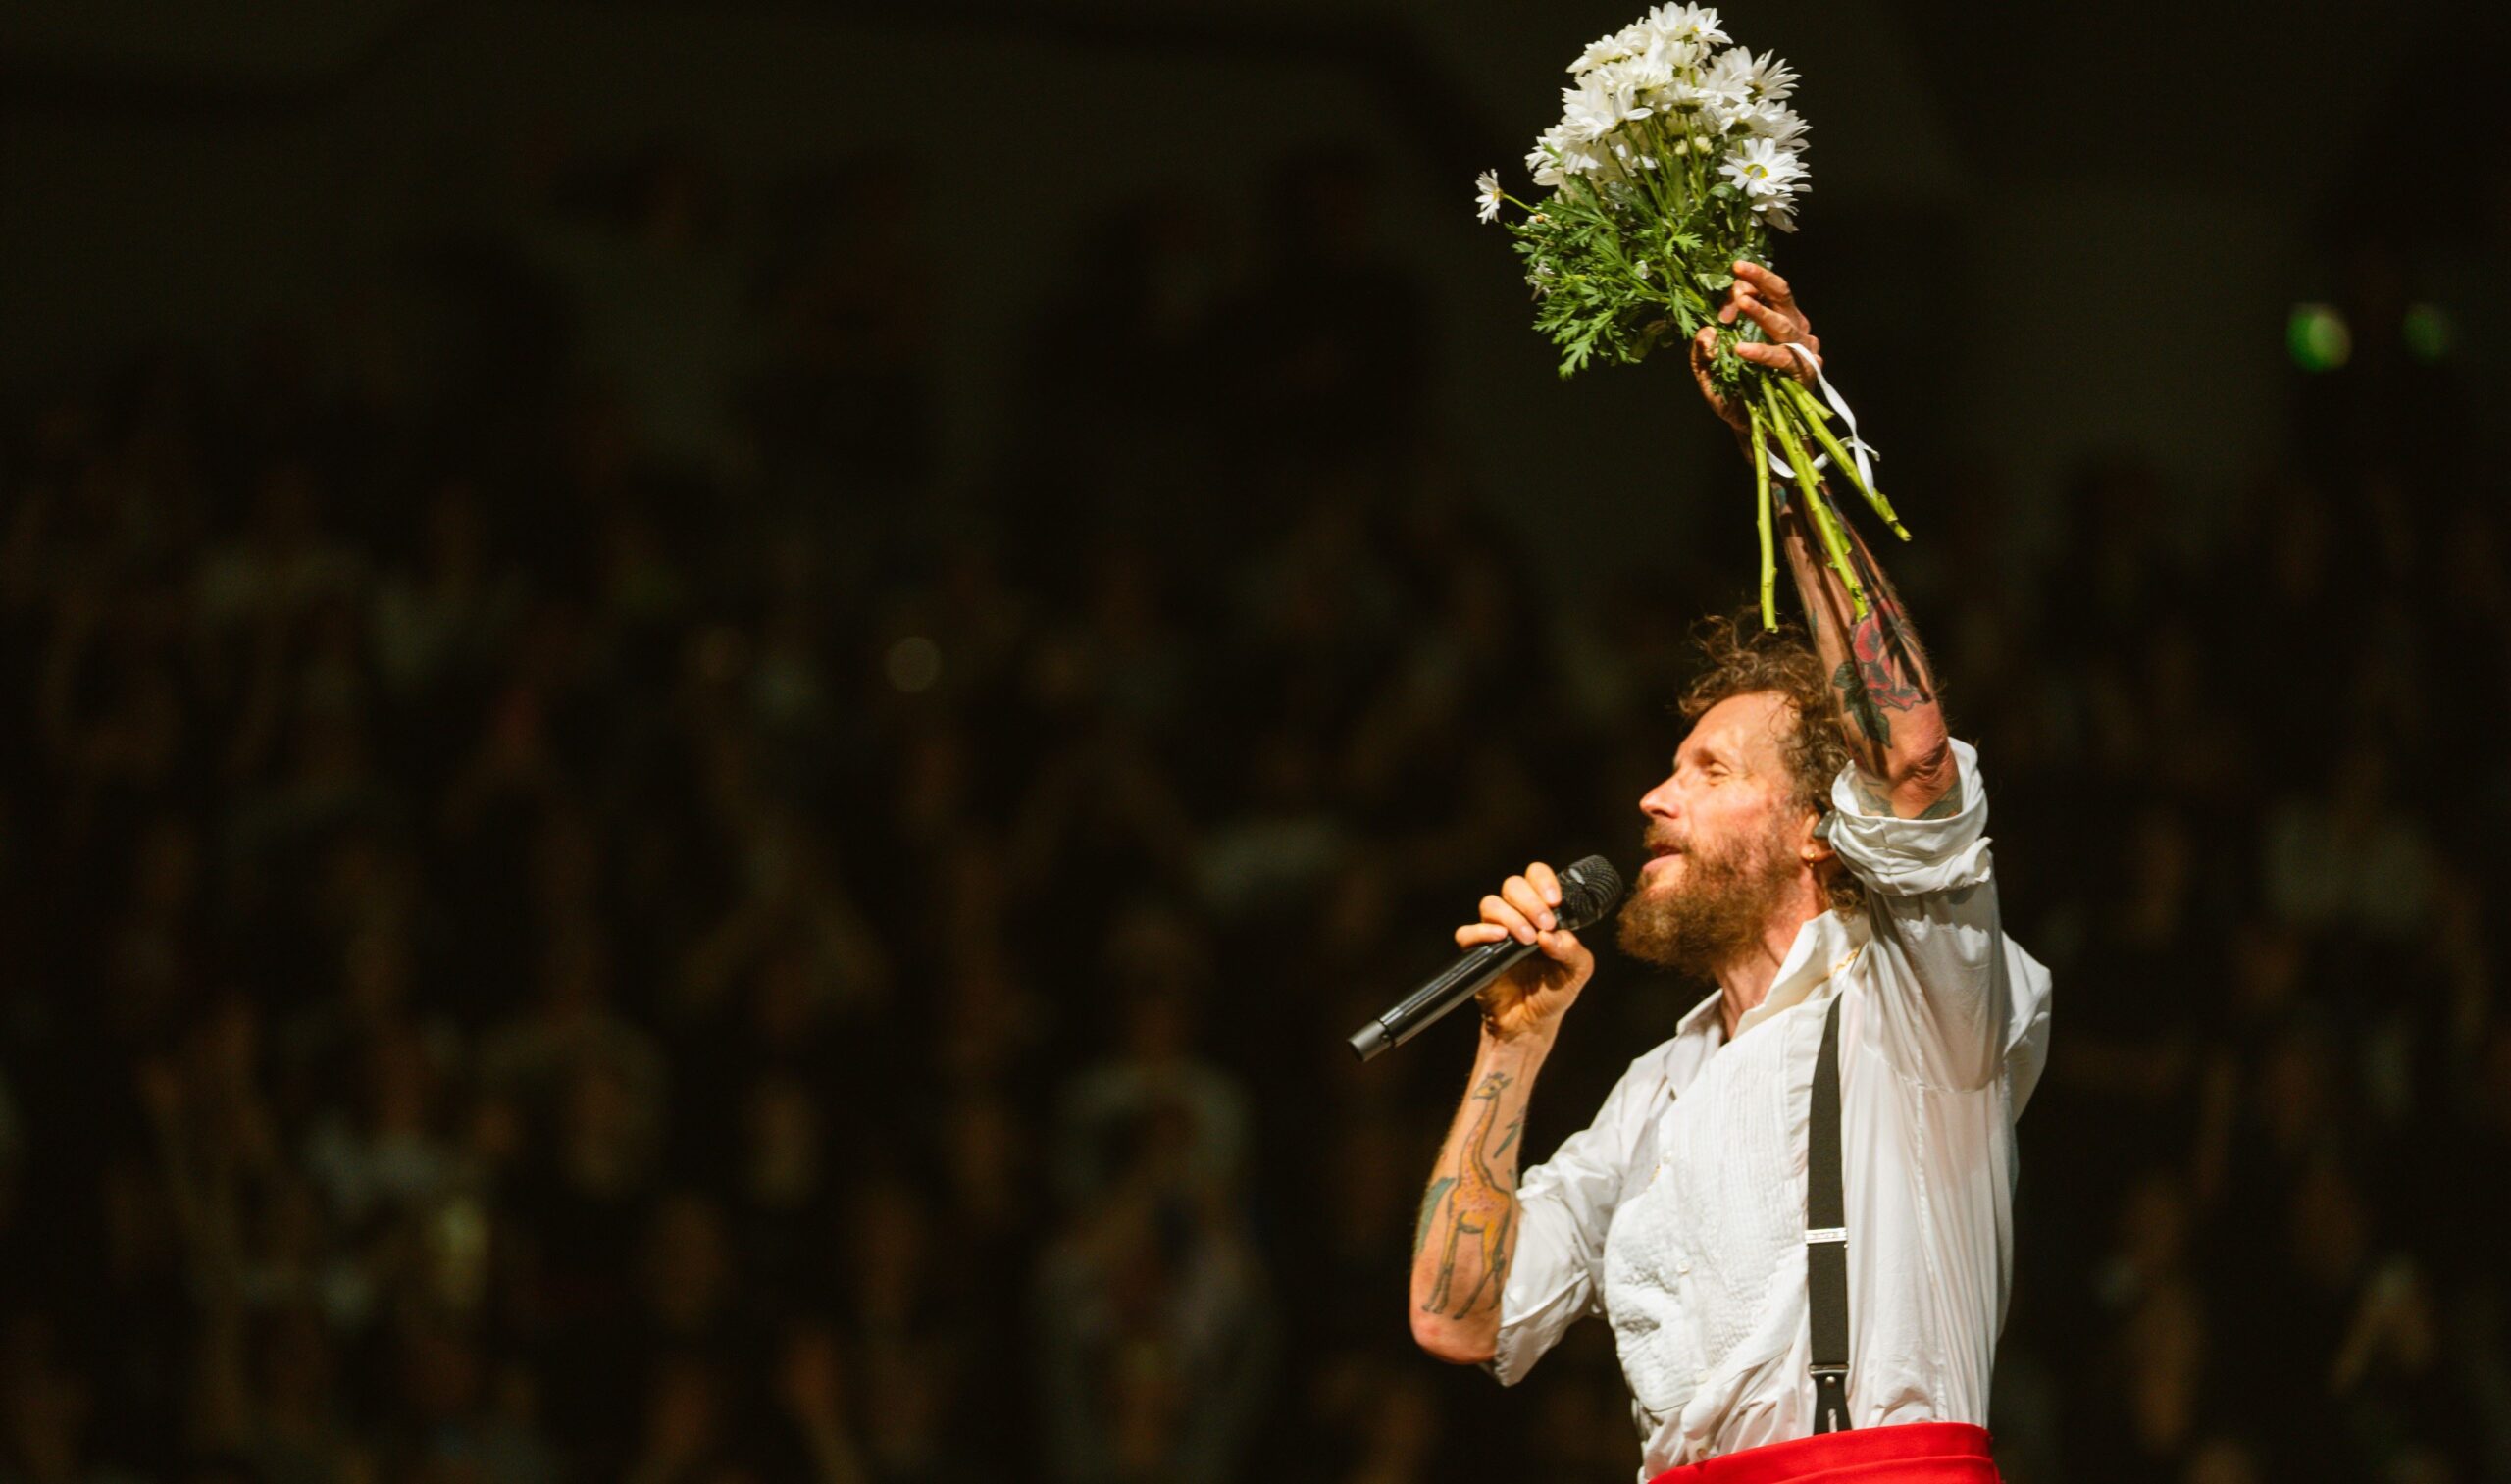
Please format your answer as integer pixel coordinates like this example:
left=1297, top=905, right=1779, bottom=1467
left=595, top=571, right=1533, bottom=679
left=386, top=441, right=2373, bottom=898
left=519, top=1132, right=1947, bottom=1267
left=1405, top=264, right=2052, bottom=1483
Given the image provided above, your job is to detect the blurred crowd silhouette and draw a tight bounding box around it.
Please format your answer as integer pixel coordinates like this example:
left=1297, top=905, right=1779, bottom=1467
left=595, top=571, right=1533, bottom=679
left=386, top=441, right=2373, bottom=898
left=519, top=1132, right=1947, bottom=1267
left=2, top=133, right=2508, bottom=1484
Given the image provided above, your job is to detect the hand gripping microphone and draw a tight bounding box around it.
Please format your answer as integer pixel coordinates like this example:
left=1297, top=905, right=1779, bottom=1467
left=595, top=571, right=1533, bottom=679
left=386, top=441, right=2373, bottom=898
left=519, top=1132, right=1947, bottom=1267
left=1347, top=856, right=1626, bottom=1062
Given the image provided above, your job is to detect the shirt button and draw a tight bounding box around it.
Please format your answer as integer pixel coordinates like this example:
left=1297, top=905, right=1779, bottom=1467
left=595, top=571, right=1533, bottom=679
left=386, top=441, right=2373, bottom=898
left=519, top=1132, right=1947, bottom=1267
left=1677, top=1260, right=1691, bottom=1275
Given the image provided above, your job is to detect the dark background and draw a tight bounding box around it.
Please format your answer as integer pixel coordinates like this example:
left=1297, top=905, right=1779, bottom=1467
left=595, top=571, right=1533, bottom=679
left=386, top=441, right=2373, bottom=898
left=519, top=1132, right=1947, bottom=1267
left=2, top=2, right=2507, bottom=1480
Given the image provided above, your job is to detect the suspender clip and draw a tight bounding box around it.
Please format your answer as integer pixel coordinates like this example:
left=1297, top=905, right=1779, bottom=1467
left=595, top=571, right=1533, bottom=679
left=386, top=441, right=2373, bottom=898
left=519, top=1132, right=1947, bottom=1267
left=1810, top=1365, right=1851, bottom=1435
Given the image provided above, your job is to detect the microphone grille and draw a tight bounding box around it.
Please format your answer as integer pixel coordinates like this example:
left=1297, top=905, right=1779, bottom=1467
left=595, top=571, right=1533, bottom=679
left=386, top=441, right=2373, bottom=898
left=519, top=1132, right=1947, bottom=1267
left=1555, top=855, right=1627, bottom=933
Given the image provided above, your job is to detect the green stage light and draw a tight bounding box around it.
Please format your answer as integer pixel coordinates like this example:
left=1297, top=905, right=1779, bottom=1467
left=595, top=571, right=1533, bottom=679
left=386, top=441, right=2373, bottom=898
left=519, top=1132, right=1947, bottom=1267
left=2287, top=303, right=2351, bottom=373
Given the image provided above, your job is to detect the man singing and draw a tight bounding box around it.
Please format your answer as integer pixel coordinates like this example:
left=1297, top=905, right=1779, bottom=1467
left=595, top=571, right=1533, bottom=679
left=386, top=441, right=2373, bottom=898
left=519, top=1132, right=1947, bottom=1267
left=1406, top=264, right=2053, bottom=1482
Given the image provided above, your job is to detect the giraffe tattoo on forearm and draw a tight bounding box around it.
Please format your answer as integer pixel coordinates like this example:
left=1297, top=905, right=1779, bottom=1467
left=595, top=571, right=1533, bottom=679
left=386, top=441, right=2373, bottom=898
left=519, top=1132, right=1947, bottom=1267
left=1418, top=1070, right=1524, bottom=1318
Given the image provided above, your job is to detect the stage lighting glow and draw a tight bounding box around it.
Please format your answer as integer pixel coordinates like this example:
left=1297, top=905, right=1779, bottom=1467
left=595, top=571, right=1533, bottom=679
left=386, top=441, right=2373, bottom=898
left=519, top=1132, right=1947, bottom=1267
left=2287, top=303, right=2351, bottom=373
left=2403, top=302, right=2454, bottom=362
left=887, top=636, right=943, bottom=692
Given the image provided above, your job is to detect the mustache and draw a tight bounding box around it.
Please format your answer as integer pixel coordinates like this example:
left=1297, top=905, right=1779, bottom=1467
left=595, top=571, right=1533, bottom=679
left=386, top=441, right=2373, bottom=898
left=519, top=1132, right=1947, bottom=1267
left=1642, top=824, right=1686, bottom=854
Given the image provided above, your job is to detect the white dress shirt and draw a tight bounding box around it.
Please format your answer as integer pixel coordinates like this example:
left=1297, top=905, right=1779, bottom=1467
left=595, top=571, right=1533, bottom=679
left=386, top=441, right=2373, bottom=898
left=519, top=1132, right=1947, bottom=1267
left=1484, top=739, right=2053, bottom=1477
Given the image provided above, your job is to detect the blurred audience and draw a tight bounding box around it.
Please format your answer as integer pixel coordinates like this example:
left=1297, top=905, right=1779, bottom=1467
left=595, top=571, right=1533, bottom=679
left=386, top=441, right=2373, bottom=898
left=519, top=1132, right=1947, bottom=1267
left=0, top=137, right=2505, bottom=1484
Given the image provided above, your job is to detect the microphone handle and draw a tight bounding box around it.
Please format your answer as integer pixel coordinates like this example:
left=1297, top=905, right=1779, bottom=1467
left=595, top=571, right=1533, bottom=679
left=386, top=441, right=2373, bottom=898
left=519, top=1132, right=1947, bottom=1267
left=1347, top=935, right=1542, bottom=1062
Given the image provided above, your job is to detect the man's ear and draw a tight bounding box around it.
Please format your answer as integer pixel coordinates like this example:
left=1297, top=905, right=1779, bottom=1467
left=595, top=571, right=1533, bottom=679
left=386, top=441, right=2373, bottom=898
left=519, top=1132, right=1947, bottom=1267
left=1799, top=808, right=1837, bottom=866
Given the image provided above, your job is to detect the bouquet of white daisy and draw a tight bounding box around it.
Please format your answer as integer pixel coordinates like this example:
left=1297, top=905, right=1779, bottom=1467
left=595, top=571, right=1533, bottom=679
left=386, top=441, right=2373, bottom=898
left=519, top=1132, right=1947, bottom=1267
left=1475, top=4, right=1905, bottom=629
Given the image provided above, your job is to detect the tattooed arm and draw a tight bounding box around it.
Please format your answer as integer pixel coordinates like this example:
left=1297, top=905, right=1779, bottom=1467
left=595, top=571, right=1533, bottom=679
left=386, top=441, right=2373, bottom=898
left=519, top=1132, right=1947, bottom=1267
left=1409, top=862, right=1592, bottom=1365
left=1409, top=1036, right=1547, bottom=1361
left=1775, top=485, right=1961, bottom=820
left=1691, top=261, right=1959, bottom=821
left=1693, top=269, right=2036, bottom=1095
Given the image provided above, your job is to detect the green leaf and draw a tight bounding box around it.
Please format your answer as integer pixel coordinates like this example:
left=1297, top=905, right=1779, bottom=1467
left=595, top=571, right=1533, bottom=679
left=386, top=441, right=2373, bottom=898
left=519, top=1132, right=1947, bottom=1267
left=1695, top=270, right=1733, bottom=290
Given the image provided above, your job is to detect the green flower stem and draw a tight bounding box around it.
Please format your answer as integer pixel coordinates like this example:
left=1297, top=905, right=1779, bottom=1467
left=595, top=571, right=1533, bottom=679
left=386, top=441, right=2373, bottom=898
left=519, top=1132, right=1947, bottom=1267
left=1762, top=379, right=1869, bottom=619
left=1750, top=401, right=1777, bottom=631
left=1638, top=116, right=1683, bottom=222
left=1780, top=376, right=1909, bottom=539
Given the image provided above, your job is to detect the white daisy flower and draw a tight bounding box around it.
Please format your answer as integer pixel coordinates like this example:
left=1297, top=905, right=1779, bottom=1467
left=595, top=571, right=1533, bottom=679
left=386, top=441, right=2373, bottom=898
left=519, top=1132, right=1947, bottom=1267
left=1657, top=75, right=1733, bottom=122
left=1526, top=148, right=1566, bottom=189
left=1746, top=50, right=1799, bottom=101
left=1565, top=30, right=1635, bottom=75
left=1744, top=103, right=1811, bottom=148
left=1594, top=42, right=1676, bottom=98
left=1533, top=124, right=1614, bottom=182
left=1719, top=136, right=1807, bottom=200
left=1644, top=4, right=1728, bottom=52
left=1637, top=23, right=1708, bottom=74
left=1474, top=170, right=1504, bottom=223
left=1706, top=46, right=1798, bottom=104
left=1561, top=76, right=1651, bottom=141
left=1526, top=126, right=1587, bottom=186
left=1695, top=63, right=1753, bottom=118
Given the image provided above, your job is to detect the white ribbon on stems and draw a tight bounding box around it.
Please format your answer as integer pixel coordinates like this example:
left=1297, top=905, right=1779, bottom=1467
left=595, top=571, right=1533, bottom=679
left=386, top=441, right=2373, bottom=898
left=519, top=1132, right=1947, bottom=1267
left=1758, top=340, right=1880, bottom=498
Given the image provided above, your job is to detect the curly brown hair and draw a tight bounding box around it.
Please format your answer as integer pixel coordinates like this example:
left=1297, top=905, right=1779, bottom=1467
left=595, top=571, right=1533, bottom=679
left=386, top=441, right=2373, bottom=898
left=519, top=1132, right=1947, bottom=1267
left=1674, top=611, right=1866, bottom=917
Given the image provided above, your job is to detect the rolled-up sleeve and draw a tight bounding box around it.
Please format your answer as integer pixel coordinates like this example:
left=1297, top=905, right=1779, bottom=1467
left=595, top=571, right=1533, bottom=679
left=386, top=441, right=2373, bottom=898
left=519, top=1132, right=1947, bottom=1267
left=1480, top=1049, right=1664, bottom=1386
left=1825, top=738, right=2015, bottom=1092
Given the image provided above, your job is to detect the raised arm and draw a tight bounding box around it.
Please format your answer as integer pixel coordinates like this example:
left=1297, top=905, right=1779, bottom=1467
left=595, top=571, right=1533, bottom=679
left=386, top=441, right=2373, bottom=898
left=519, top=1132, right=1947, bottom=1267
left=1777, top=484, right=1958, bottom=819
left=1693, top=265, right=2049, bottom=1096
left=1691, top=262, right=1958, bottom=820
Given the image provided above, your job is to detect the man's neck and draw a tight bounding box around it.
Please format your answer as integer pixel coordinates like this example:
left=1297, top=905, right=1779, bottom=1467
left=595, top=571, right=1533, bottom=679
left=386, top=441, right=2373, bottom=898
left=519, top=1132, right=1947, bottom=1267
left=1713, top=902, right=1827, bottom=1042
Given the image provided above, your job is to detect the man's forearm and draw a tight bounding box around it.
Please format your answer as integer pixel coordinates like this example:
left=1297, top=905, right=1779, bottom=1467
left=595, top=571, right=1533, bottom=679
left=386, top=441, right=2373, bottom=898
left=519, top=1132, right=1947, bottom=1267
left=1776, top=482, right=1959, bottom=818
left=1408, top=1030, right=1549, bottom=1359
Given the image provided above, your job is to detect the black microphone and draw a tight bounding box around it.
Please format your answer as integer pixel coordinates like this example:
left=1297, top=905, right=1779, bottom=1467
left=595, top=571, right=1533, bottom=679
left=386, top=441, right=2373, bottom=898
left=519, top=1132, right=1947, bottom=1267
left=1347, top=856, right=1626, bottom=1062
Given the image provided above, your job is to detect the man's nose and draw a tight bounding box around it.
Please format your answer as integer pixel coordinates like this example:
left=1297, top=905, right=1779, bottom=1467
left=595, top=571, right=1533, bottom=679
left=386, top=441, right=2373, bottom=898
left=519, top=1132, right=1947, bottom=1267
left=1639, top=776, right=1680, bottom=819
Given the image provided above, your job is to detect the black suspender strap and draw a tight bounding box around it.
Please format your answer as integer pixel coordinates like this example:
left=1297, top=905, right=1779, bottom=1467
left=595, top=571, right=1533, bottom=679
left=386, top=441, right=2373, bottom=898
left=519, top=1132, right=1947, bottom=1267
left=1807, top=991, right=1851, bottom=1434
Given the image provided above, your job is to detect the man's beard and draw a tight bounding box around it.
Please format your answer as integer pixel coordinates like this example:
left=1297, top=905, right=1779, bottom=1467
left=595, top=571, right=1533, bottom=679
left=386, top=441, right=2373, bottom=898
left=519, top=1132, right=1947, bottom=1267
left=1616, top=823, right=1797, bottom=981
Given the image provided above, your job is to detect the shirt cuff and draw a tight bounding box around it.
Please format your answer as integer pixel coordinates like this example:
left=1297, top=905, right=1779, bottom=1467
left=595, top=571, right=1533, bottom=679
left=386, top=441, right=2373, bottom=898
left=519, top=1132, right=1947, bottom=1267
left=1825, top=737, right=1993, bottom=896
left=1475, top=1271, right=1564, bottom=1387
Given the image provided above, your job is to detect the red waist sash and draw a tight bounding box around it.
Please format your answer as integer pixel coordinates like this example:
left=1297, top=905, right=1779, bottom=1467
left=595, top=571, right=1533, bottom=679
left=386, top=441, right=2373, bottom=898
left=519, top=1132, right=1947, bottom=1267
left=1645, top=1423, right=1998, bottom=1484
